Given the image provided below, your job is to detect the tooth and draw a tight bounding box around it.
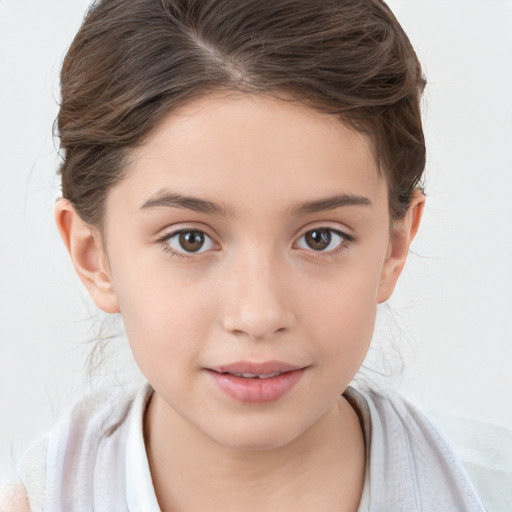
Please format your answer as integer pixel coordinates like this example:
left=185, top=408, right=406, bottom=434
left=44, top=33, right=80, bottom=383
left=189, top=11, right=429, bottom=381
left=224, top=371, right=283, bottom=379
left=259, top=372, right=282, bottom=379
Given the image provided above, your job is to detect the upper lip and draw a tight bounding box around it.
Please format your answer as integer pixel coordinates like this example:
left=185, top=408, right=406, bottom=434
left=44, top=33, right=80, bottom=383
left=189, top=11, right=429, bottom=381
left=209, top=360, right=307, bottom=375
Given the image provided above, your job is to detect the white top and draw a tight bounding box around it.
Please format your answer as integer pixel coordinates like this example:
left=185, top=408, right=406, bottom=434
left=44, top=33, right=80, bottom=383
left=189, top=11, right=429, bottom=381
left=124, top=384, right=163, bottom=512
left=16, top=382, right=511, bottom=511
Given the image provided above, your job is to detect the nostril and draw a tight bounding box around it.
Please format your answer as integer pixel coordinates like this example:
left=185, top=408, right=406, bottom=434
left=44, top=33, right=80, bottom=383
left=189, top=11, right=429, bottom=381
left=220, top=282, right=296, bottom=339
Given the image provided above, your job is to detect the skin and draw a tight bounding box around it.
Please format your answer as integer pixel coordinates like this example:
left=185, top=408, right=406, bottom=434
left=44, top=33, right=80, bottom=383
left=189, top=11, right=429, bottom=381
left=0, top=482, right=29, bottom=511
left=54, top=93, right=424, bottom=512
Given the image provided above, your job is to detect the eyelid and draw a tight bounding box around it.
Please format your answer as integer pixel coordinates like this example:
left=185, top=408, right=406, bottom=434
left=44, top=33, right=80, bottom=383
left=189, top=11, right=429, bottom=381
left=155, top=222, right=217, bottom=243
left=294, top=220, right=354, bottom=241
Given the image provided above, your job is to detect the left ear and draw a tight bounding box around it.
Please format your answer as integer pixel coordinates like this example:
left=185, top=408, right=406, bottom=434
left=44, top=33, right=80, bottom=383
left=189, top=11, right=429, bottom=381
left=377, top=190, right=425, bottom=303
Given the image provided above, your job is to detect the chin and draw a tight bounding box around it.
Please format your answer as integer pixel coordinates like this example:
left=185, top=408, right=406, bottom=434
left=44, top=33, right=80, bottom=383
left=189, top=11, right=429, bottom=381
left=203, top=417, right=307, bottom=452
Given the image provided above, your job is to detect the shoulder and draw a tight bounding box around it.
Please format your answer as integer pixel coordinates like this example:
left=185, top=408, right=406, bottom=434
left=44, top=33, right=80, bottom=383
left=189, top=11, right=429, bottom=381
left=0, top=481, right=30, bottom=512
left=427, top=408, right=512, bottom=512
left=45, top=383, right=139, bottom=461
left=67, top=384, right=137, bottom=426
left=346, top=385, right=445, bottom=442
left=15, top=383, right=145, bottom=510
left=348, top=385, right=512, bottom=511
left=346, top=385, right=488, bottom=511
left=345, top=385, right=455, bottom=458
left=16, top=434, right=49, bottom=512
left=43, top=383, right=139, bottom=458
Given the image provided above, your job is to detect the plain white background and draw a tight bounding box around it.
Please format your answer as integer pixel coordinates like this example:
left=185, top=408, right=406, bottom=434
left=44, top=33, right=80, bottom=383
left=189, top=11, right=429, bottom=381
left=1, top=0, right=511, bottom=483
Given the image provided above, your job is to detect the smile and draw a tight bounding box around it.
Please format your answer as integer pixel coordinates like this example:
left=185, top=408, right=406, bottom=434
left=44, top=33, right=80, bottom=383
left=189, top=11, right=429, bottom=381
left=206, top=361, right=308, bottom=404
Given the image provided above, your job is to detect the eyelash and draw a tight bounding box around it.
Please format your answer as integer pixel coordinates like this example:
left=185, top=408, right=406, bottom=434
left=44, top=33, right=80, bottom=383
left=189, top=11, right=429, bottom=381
left=158, top=227, right=355, bottom=261
left=296, top=228, right=354, bottom=257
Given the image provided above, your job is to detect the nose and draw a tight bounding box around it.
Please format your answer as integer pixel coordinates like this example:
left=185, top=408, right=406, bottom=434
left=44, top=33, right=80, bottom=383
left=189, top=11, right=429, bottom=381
left=221, top=250, right=296, bottom=341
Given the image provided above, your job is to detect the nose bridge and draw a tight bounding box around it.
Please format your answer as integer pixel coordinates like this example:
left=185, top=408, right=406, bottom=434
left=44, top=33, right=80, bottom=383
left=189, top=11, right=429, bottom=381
left=221, top=245, right=294, bottom=340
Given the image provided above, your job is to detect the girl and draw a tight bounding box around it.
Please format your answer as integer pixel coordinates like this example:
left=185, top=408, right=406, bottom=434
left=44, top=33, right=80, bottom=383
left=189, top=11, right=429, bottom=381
left=2, top=0, right=505, bottom=510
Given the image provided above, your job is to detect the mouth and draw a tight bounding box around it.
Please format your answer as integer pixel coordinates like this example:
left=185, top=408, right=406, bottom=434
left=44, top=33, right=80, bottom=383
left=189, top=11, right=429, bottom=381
left=205, top=361, right=308, bottom=403
left=210, top=360, right=306, bottom=376
left=216, top=371, right=286, bottom=379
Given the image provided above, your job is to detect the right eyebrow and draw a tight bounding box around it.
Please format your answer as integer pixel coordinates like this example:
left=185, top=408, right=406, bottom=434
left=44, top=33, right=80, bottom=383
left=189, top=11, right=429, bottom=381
left=140, top=191, right=231, bottom=216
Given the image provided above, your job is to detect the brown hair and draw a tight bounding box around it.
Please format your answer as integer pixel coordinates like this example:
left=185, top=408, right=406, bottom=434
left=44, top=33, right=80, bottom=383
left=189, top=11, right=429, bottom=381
left=58, top=0, right=426, bottom=225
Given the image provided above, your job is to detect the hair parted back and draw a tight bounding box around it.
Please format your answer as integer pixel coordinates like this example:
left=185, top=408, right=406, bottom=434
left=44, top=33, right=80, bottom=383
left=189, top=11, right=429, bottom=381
left=58, top=0, right=426, bottom=226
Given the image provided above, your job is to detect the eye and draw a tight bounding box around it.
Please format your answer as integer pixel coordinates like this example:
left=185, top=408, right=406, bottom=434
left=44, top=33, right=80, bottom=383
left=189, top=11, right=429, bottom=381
left=164, top=229, right=215, bottom=255
left=296, top=228, right=347, bottom=252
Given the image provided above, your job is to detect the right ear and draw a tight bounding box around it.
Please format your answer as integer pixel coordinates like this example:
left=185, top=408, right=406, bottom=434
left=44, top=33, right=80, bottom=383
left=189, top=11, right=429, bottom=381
left=54, top=198, right=120, bottom=314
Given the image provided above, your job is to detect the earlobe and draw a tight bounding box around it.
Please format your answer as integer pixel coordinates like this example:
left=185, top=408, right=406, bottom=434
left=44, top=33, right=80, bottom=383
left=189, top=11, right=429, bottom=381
left=377, top=190, right=425, bottom=303
left=54, top=198, right=120, bottom=314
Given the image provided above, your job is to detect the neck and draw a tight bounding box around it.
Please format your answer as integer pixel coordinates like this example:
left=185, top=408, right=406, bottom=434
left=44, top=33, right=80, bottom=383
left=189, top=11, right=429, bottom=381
left=144, top=392, right=366, bottom=512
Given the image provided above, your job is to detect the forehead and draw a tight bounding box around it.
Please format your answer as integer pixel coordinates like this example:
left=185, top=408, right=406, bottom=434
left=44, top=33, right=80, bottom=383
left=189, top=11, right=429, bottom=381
left=111, top=93, right=387, bottom=219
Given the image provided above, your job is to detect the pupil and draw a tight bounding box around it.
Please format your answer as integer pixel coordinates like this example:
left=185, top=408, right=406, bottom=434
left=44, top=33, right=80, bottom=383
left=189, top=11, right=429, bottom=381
left=306, top=229, right=331, bottom=251
left=179, top=231, right=204, bottom=252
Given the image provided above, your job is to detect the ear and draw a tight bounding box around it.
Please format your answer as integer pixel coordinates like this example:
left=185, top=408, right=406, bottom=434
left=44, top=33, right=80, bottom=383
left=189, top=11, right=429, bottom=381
left=377, top=190, right=425, bottom=303
left=54, top=198, right=120, bottom=314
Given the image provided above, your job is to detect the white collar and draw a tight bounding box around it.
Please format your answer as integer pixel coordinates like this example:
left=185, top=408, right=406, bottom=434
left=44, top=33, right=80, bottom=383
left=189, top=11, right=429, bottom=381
left=125, top=382, right=161, bottom=512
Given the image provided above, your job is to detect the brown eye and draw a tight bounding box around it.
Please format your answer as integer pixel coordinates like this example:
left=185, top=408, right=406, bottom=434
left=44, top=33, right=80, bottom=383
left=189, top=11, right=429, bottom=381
left=179, top=231, right=204, bottom=252
left=166, top=230, right=214, bottom=254
left=305, top=229, right=331, bottom=250
left=297, top=228, right=345, bottom=252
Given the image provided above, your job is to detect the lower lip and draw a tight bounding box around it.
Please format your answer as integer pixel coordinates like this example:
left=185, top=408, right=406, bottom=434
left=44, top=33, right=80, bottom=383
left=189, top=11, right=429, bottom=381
left=206, top=368, right=306, bottom=404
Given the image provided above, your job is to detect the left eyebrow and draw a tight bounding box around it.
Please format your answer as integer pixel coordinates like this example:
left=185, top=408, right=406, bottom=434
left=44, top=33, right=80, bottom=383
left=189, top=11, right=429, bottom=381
left=291, top=194, right=372, bottom=215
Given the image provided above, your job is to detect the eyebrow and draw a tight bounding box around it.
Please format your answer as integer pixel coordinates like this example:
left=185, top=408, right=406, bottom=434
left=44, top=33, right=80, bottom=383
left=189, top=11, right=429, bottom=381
left=292, top=193, right=372, bottom=214
left=140, top=190, right=372, bottom=216
left=140, top=191, right=230, bottom=215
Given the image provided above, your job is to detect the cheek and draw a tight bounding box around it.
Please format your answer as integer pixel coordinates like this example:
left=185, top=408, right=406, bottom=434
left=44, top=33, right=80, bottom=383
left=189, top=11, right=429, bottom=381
left=309, top=286, right=376, bottom=351
left=109, top=256, right=218, bottom=374
left=302, top=259, right=382, bottom=362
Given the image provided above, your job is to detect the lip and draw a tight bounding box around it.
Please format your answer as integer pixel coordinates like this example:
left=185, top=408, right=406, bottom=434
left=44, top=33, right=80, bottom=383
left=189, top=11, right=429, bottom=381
left=205, top=360, right=308, bottom=404
left=211, top=360, right=304, bottom=375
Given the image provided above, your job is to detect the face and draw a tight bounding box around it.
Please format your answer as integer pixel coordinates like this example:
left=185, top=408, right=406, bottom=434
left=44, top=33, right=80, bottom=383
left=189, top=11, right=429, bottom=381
left=81, top=93, right=413, bottom=450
